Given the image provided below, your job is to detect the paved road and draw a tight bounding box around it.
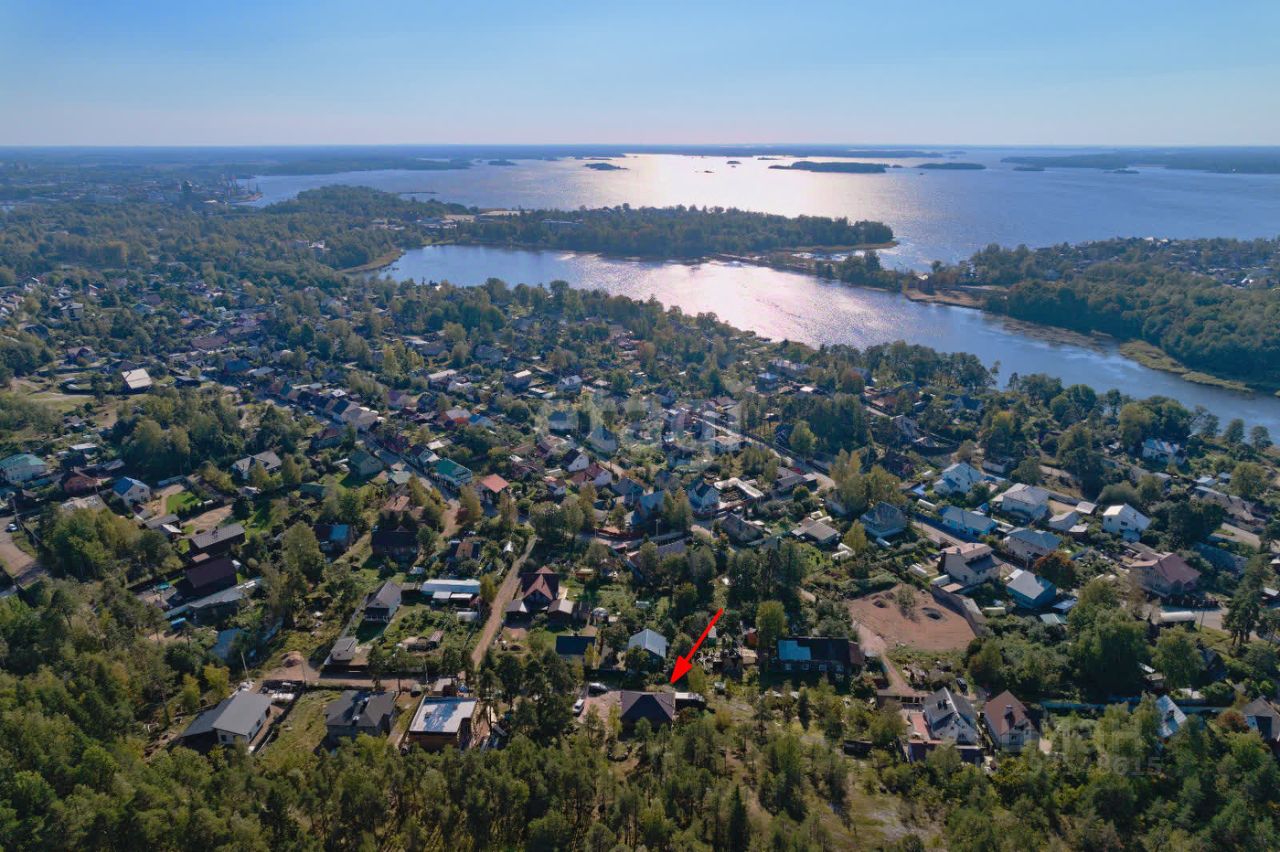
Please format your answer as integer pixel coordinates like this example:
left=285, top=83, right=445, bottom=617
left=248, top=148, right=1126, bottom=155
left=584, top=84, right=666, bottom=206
left=471, top=535, right=536, bottom=668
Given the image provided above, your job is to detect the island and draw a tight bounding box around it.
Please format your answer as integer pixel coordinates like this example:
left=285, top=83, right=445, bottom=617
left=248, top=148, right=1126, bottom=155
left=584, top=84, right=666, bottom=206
left=842, top=149, right=944, bottom=158
left=769, top=161, right=889, bottom=174
left=487, top=159, right=517, bottom=166
left=1003, top=148, right=1280, bottom=174
left=916, top=162, right=986, bottom=170
left=584, top=162, right=626, bottom=171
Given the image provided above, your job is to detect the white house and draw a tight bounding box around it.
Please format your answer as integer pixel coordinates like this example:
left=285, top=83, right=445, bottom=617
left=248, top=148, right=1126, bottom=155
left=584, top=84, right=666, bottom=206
left=587, top=426, right=618, bottom=455
left=934, top=462, right=983, bottom=496
left=939, top=542, right=1001, bottom=586
left=1142, top=438, right=1184, bottom=466
left=0, top=453, right=48, bottom=485
left=548, top=410, right=575, bottom=433
left=995, top=483, right=1051, bottom=522
left=112, top=476, right=152, bottom=506
left=1102, top=504, right=1150, bottom=541
left=688, top=481, right=720, bottom=517
left=1046, top=510, right=1080, bottom=533
left=564, top=449, right=591, bottom=473
left=1002, top=528, right=1061, bottom=563
left=939, top=505, right=997, bottom=538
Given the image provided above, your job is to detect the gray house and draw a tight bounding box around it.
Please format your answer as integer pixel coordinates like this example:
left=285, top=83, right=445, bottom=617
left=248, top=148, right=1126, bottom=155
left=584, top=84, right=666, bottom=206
left=179, top=691, right=273, bottom=751
left=325, top=691, right=398, bottom=742
left=627, top=628, right=669, bottom=664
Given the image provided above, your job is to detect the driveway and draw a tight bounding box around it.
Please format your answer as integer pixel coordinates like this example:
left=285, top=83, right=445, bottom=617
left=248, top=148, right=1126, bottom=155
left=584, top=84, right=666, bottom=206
left=0, top=515, right=44, bottom=588
left=471, top=535, right=537, bottom=668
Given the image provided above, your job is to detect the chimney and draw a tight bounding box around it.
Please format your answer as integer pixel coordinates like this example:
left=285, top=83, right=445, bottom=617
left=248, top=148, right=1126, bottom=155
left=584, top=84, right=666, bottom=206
left=1004, top=704, right=1014, bottom=721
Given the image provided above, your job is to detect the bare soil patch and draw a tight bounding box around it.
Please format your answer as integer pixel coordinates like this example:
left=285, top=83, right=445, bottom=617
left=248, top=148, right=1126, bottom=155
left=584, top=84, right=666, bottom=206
left=848, top=585, right=975, bottom=653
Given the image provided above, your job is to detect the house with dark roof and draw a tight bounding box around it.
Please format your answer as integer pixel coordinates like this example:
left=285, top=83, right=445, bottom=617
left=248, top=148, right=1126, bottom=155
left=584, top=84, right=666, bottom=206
left=178, top=691, right=272, bottom=751
left=363, top=581, right=402, bottom=623
left=231, top=451, right=282, bottom=481
left=619, top=691, right=676, bottom=730
left=1131, top=552, right=1201, bottom=598
left=313, top=523, right=354, bottom=554
left=183, top=556, right=237, bottom=599
left=186, top=585, right=248, bottom=625
left=923, top=688, right=980, bottom=746
left=773, top=637, right=864, bottom=676
left=506, top=566, right=560, bottom=620
left=188, top=523, right=246, bottom=558
left=859, top=502, right=908, bottom=540
left=1243, top=697, right=1280, bottom=754
left=982, top=690, right=1039, bottom=752
left=371, top=528, right=418, bottom=563
left=680, top=480, right=716, bottom=518
left=325, top=691, right=397, bottom=742
left=555, top=634, right=596, bottom=662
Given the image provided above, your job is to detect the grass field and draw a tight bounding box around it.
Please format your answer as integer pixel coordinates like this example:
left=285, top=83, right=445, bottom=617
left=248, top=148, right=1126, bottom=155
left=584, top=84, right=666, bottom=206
left=257, top=690, right=339, bottom=773
left=167, top=490, right=201, bottom=514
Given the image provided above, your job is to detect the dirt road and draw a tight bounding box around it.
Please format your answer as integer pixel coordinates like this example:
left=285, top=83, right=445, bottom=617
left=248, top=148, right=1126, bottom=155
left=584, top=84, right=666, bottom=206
left=470, top=535, right=537, bottom=668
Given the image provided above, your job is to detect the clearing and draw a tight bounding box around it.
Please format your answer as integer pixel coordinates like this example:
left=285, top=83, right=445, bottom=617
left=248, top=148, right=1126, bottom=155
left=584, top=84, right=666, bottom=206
left=848, top=585, right=976, bottom=653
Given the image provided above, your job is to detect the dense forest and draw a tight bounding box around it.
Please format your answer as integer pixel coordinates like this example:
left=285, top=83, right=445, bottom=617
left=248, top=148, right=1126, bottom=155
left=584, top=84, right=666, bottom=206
left=958, top=241, right=1280, bottom=388
left=456, top=206, right=894, bottom=257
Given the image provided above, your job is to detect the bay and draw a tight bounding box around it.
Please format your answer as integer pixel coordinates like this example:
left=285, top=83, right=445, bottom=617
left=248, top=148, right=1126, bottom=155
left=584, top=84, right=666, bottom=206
left=243, top=149, right=1280, bottom=271
left=384, top=244, right=1280, bottom=435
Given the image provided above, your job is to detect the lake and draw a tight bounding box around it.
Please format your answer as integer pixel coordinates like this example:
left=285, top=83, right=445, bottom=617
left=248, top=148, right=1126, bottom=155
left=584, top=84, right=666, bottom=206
left=243, top=149, right=1280, bottom=271
left=383, top=244, right=1280, bottom=435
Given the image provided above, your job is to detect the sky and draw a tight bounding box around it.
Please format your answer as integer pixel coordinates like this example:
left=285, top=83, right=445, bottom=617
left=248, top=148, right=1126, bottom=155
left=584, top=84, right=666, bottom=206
left=2, top=0, right=1278, bottom=147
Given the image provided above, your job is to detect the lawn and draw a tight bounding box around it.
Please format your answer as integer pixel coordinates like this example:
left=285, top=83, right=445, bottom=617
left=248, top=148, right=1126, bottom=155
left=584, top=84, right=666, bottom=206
left=258, top=690, right=339, bottom=773
left=167, top=490, right=201, bottom=514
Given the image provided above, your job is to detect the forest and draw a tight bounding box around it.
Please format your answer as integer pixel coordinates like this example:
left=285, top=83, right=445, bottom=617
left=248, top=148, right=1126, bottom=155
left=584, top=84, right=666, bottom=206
left=960, top=241, right=1280, bottom=388
left=454, top=206, right=895, bottom=258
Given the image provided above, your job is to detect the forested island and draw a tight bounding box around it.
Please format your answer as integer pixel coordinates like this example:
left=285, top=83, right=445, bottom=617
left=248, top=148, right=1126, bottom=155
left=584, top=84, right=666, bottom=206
left=769, top=161, right=890, bottom=174
left=1003, top=148, right=1280, bottom=174
left=917, top=162, right=985, bottom=170
left=843, top=149, right=943, bottom=158
left=583, top=162, right=626, bottom=171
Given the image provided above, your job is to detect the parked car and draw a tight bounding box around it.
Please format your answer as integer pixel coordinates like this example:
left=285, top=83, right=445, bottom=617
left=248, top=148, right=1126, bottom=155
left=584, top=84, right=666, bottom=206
left=587, top=682, right=609, bottom=695
left=573, top=698, right=585, bottom=715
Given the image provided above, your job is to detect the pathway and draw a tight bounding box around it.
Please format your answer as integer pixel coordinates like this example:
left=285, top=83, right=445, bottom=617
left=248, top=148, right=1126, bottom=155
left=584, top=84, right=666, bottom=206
left=471, top=535, right=537, bottom=668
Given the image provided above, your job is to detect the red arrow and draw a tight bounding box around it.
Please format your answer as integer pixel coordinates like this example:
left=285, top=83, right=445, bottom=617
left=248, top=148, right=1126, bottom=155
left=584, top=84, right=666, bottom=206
left=669, top=607, right=723, bottom=684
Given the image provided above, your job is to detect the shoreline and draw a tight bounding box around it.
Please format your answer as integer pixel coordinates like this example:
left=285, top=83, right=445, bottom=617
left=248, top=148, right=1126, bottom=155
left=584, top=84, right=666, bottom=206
left=361, top=241, right=1268, bottom=398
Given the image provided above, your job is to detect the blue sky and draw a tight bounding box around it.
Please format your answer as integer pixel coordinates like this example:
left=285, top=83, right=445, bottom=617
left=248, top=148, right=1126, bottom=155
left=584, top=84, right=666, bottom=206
left=2, top=0, right=1278, bottom=146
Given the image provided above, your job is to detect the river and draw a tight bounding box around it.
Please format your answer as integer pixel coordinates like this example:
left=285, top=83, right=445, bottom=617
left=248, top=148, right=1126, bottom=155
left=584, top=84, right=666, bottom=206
left=382, top=244, right=1280, bottom=435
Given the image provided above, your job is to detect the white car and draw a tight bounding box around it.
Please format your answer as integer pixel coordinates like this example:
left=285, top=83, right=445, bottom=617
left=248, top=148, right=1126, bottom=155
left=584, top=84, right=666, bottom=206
left=5, top=523, right=16, bottom=532
left=573, top=698, right=585, bottom=716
